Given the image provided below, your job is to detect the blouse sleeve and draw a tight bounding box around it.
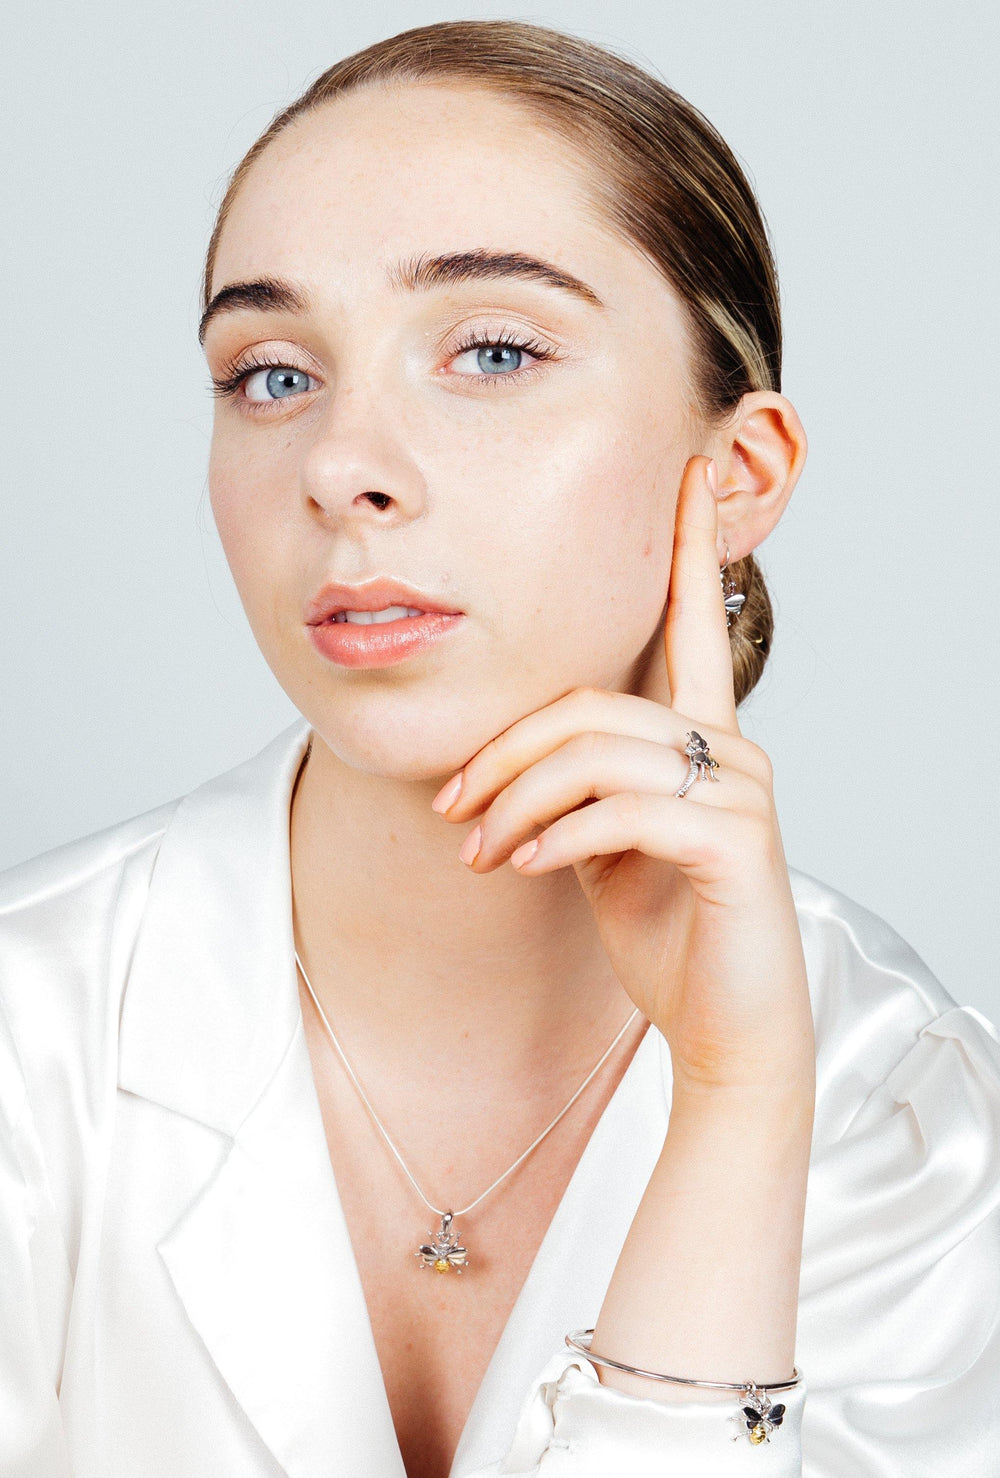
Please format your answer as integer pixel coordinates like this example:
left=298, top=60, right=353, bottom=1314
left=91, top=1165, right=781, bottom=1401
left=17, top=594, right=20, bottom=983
left=795, top=1002, right=1000, bottom=1472
left=463, top=1350, right=806, bottom=1475
left=0, top=999, right=74, bottom=1478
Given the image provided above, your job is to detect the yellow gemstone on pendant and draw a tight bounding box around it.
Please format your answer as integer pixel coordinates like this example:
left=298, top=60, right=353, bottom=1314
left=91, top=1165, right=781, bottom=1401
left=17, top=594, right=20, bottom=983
left=434, top=1258, right=450, bottom=1272
left=749, top=1424, right=767, bottom=1445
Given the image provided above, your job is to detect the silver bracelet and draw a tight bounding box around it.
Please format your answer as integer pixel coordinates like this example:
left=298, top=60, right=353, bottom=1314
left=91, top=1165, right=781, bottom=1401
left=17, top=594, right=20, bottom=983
left=564, top=1329, right=802, bottom=1447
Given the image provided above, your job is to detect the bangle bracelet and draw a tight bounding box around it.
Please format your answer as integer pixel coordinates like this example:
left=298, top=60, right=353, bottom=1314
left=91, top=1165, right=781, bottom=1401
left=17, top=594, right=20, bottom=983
left=564, top=1329, right=802, bottom=1447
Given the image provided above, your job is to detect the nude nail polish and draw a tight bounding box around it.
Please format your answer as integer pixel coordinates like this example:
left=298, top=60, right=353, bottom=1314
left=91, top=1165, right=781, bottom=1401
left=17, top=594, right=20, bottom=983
left=459, top=826, right=482, bottom=866
left=432, top=772, right=463, bottom=813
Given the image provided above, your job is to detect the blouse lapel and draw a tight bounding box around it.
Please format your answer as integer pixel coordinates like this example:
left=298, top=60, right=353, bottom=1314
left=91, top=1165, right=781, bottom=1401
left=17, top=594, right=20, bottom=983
left=116, top=716, right=675, bottom=1478
left=118, top=717, right=407, bottom=1478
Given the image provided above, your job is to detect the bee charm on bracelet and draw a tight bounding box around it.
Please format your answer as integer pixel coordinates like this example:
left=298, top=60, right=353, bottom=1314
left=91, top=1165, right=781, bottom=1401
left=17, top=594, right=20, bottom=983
left=730, top=1383, right=786, bottom=1445
left=416, top=1211, right=469, bottom=1274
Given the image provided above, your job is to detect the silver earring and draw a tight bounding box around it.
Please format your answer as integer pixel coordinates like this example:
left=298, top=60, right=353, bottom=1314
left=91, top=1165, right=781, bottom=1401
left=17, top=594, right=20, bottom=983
left=720, top=543, right=745, bottom=628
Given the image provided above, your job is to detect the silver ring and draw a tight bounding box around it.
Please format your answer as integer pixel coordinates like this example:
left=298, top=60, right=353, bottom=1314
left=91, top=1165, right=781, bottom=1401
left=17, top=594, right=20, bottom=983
left=673, top=730, right=720, bottom=798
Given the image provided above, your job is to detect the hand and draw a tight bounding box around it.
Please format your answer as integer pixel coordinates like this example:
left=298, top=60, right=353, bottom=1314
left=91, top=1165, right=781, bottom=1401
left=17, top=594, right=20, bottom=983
left=430, top=455, right=815, bottom=1093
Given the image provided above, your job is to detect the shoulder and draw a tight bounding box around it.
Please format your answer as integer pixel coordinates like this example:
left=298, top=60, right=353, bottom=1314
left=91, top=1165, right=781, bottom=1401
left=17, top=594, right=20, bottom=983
left=0, top=715, right=308, bottom=992
left=789, top=863, right=955, bottom=1020
left=0, top=799, right=179, bottom=1136
left=787, top=865, right=1000, bottom=1140
left=0, top=796, right=178, bottom=988
left=0, top=718, right=310, bottom=1154
left=789, top=865, right=1000, bottom=1263
left=0, top=798, right=176, bottom=914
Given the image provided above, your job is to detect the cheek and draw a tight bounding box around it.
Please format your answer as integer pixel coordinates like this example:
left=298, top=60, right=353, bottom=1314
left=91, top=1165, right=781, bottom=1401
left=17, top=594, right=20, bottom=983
left=208, top=427, right=249, bottom=550
left=207, top=434, right=289, bottom=630
left=466, top=407, right=682, bottom=673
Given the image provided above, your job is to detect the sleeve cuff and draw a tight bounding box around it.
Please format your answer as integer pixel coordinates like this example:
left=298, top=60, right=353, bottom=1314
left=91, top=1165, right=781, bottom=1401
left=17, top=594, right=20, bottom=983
left=497, top=1350, right=805, bottom=1475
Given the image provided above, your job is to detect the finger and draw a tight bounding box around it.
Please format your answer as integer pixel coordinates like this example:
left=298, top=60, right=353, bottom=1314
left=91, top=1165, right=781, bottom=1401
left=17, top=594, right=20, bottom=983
left=664, top=456, right=740, bottom=734
left=504, top=788, right=751, bottom=889
left=432, top=686, right=756, bottom=823
left=458, top=730, right=767, bottom=872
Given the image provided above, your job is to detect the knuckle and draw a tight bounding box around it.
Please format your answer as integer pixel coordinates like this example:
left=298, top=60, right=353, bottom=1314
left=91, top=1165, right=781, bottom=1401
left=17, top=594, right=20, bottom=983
left=568, top=729, right=612, bottom=762
left=744, top=786, right=775, bottom=827
left=616, top=789, right=647, bottom=827
left=742, top=739, right=774, bottom=787
left=477, top=725, right=513, bottom=776
left=460, top=748, right=502, bottom=809
left=485, top=724, right=512, bottom=759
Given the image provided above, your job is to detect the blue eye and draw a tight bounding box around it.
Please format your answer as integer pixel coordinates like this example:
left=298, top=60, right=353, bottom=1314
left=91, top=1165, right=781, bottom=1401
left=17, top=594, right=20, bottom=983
left=461, top=342, right=525, bottom=375
left=246, top=365, right=314, bottom=401
left=209, top=357, right=319, bottom=405
left=449, top=329, right=555, bottom=385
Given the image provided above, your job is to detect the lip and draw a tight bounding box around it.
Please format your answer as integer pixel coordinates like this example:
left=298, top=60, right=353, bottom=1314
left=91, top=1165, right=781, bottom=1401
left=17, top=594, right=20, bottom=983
left=307, top=609, right=465, bottom=669
left=304, top=576, right=463, bottom=625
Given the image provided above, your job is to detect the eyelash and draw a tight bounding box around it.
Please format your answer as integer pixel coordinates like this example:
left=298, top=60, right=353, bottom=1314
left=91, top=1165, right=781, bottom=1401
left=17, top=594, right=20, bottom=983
left=208, top=328, right=558, bottom=410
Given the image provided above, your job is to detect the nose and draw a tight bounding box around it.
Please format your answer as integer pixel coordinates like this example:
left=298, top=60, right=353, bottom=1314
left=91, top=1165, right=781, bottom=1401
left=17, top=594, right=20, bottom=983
left=300, top=385, right=427, bottom=529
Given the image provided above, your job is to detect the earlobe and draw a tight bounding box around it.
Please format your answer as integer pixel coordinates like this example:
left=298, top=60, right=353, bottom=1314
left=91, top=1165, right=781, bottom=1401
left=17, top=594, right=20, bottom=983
left=711, top=392, right=808, bottom=560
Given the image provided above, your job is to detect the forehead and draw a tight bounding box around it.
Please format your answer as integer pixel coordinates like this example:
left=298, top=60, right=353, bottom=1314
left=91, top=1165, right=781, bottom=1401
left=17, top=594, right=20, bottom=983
left=211, top=81, right=658, bottom=309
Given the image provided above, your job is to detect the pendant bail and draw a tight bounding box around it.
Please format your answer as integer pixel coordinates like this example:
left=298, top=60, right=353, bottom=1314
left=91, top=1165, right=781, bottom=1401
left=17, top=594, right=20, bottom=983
left=416, top=1210, right=469, bottom=1274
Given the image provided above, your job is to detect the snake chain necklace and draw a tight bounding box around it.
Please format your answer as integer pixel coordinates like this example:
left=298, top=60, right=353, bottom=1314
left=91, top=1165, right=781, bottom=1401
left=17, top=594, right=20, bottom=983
left=294, top=948, right=642, bottom=1275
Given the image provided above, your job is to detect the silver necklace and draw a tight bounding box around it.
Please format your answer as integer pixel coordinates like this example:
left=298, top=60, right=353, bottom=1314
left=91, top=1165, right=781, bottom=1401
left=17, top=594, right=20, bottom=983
left=294, top=948, right=642, bottom=1276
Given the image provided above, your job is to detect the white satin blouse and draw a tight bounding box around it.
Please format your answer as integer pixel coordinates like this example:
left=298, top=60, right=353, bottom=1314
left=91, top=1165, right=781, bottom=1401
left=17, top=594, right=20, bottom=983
left=1, top=716, right=999, bottom=1477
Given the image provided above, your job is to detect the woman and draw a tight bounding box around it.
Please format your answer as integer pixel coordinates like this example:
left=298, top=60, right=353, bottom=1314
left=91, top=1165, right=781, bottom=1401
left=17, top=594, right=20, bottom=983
left=2, top=19, right=998, bottom=1478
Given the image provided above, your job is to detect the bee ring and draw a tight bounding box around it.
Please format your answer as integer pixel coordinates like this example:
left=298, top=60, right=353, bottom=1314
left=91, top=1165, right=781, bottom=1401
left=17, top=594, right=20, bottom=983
left=673, top=730, right=721, bottom=798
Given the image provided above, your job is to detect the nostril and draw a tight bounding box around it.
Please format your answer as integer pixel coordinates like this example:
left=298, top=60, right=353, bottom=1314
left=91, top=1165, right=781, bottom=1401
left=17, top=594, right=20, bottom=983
left=365, top=492, right=391, bottom=509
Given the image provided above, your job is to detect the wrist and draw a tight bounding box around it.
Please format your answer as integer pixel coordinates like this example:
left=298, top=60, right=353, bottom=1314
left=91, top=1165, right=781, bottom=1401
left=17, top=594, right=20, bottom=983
left=669, top=1049, right=816, bottom=1109
left=665, top=1072, right=816, bottom=1149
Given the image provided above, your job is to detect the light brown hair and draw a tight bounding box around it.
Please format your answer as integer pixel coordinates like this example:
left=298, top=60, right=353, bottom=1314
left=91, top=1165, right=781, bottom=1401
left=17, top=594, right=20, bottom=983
left=202, top=20, right=780, bottom=704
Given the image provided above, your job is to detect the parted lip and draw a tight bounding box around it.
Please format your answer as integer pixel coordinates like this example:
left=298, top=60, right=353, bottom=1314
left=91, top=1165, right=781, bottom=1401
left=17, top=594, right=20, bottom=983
left=304, top=577, right=464, bottom=624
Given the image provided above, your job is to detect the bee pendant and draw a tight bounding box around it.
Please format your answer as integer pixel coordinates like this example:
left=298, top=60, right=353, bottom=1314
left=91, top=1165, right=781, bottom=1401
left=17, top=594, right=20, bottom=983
left=416, top=1210, right=469, bottom=1274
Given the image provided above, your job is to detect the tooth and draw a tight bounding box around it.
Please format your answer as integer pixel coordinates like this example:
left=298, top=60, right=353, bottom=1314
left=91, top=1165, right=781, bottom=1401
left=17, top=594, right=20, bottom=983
left=339, top=605, right=424, bottom=625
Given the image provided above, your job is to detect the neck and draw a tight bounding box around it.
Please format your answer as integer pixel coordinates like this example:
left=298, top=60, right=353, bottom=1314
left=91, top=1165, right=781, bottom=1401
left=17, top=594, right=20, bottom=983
left=288, top=728, right=640, bottom=1089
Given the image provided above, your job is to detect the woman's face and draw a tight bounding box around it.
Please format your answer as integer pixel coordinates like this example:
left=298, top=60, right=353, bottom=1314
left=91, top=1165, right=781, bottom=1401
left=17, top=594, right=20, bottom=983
left=205, top=82, right=709, bottom=781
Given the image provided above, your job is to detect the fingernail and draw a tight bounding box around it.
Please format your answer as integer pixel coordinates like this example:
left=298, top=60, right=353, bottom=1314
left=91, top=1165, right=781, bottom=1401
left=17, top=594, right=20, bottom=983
left=706, top=459, right=718, bottom=494
left=432, top=772, right=463, bottom=813
left=459, top=825, right=482, bottom=865
left=510, top=839, right=539, bottom=869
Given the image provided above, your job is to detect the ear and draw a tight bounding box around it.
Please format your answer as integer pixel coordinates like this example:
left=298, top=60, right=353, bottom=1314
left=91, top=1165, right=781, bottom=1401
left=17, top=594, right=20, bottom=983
left=706, top=391, right=808, bottom=563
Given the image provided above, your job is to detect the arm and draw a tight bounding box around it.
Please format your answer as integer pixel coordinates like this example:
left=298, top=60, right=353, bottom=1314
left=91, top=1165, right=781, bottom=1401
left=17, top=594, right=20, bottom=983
left=477, top=1074, right=814, bottom=1478
left=592, top=1073, right=814, bottom=1403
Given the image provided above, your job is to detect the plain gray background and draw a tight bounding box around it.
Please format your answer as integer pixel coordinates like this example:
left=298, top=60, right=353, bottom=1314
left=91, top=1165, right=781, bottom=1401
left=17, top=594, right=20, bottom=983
left=3, top=2, right=998, bottom=1021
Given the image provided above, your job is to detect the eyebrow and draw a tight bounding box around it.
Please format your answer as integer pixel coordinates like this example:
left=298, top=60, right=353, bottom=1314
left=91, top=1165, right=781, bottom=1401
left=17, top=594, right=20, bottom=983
left=198, top=249, right=606, bottom=344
